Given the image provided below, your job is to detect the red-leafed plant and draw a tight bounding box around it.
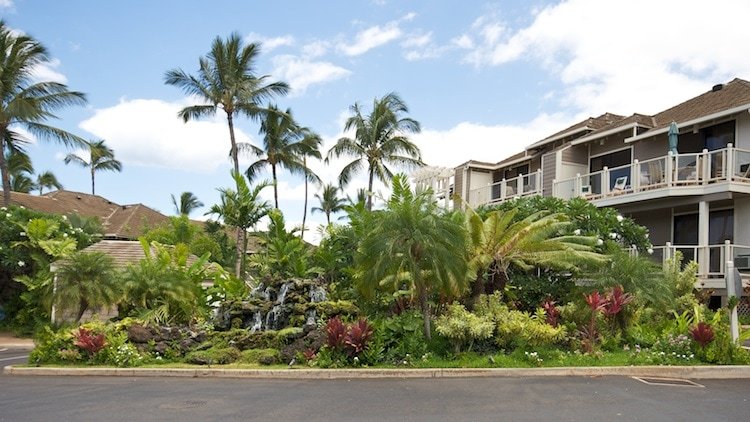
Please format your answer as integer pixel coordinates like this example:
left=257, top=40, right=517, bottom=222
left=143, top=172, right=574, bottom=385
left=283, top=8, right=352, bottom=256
left=604, top=286, right=633, bottom=316
left=344, top=319, right=374, bottom=357
left=326, top=317, right=347, bottom=350
left=542, top=299, right=561, bottom=327
left=689, top=322, right=715, bottom=348
left=73, top=327, right=106, bottom=355
left=302, top=348, right=317, bottom=362
left=584, top=291, right=607, bottom=313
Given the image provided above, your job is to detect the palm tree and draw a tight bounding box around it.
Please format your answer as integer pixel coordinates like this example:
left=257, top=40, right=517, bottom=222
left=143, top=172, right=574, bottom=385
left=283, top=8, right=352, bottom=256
left=35, top=171, right=63, bottom=194
left=54, top=251, right=122, bottom=322
left=357, top=174, right=468, bottom=339
left=0, top=21, right=87, bottom=206
left=64, top=139, right=122, bottom=195
left=207, top=171, right=272, bottom=278
left=299, top=130, right=322, bottom=239
left=465, top=207, right=607, bottom=307
left=165, top=33, right=289, bottom=175
left=243, top=106, right=321, bottom=209
left=312, top=183, right=347, bottom=225
left=171, top=191, right=204, bottom=216
left=6, top=150, right=34, bottom=193
left=326, top=93, right=423, bottom=210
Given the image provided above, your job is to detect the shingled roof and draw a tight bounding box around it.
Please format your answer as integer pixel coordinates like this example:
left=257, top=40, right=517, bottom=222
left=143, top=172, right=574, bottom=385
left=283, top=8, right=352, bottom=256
left=526, top=112, right=625, bottom=150
left=1, top=190, right=171, bottom=239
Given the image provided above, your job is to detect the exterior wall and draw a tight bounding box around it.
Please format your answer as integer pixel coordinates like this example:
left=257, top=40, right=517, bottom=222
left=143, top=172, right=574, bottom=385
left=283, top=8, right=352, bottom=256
left=735, top=197, right=750, bottom=245
left=542, top=152, right=556, bottom=197
left=529, top=156, right=542, bottom=172
left=737, top=113, right=750, bottom=150
left=588, top=131, right=630, bottom=158
left=453, top=168, right=464, bottom=209
left=562, top=144, right=588, bottom=164
left=633, top=134, right=669, bottom=161
left=469, top=169, right=492, bottom=190
left=629, top=210, right=671, bottom=246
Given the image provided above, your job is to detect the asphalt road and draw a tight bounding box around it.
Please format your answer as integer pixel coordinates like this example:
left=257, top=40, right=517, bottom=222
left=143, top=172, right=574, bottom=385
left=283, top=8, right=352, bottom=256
left=1, top=374, right=749, bottom=421
left=0, top=348, right=29, bottom=369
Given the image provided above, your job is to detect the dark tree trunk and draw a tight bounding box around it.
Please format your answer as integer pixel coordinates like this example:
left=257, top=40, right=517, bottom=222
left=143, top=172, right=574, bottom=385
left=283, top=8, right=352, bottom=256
left=272, top=164, right=279, bottom=209
left=91, top=167, right=95, bottom=195
left=366, top=168, right=375, bottom=211
left=467, top=271, right=486, bottom=311
left=226, top=113, right=240, bottom=175
left=0, top=135, right=10, bottom=207
left=76, top=300, right=89, bottom=323
left=235, top=227, right=244, bottom=279
left=302, top=158, right=308, bottom=238
left=419, top=287, right=431, bottom=340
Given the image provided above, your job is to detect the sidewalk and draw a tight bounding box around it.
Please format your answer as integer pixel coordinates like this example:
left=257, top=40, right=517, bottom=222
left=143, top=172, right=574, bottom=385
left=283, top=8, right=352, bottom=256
left=0, top=332, right=34, bottom=350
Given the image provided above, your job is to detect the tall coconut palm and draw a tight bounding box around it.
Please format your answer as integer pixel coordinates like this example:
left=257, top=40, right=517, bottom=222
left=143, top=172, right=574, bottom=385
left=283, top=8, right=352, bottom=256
left=326, top=93, right=423, bottom=210
left=243, top=106, right=321, bottom=209
left=207, top=171, right=271, bottom=278
left=357, top=174, right=468, bottom=339
left=312, top=183, right=347, bottom=225
left=0, top=21, right=87, bottom=205
left=465, top=207, right=607, bottom=307
left=299, top=130, right=322, bottom=239
left=64, top=139, right=122, bottom=195
left=35, top=170, right=62, bottom=194
left=165, top=33, right=289, bottom=176
left=54, top=251, right=122, bottom=322
left=171, top=191, right=204, bottom=216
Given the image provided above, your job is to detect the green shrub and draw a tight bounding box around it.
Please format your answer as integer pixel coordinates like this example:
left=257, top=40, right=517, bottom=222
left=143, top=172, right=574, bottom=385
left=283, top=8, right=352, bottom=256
left=313, top=300, right=359, bottom=320
left=435, top=303, right=494, bottom=354
left=240, top=348, right=280, bottom=365
left=185, top=347, right=241, bottom=365
left=29, top=325, right=75, bottom=364
left=377, top=311, right=428, bottom=362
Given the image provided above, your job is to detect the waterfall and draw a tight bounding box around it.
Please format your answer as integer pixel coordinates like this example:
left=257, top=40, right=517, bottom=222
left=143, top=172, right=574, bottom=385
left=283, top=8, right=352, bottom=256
left=249, top=311, right=263, bottom=333
left=277, top=283, right=291, bottom=305
left=306, top=309, right=317, bottom=326
left=309, top=285, right=327, bottom=303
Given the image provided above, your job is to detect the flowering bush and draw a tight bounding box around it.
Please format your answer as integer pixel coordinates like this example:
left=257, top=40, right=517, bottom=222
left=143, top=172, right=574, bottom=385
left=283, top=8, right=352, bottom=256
left=647, top=334, right=695, bottom=365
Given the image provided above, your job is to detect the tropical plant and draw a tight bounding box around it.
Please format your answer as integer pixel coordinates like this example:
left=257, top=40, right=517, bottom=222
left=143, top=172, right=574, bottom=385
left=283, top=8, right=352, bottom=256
left=0, top=21, right=87, bottom=206
left=64, top=139, right=122, bottom=195
left=690, top=322, right=715, bottom=348
left=171, top=191, right=204, bottom=216
left=54, top=251, right=122, bottom=322
left=165, top=33, right=289, bottom=175
left=326, top=93, right=423, bottom=210
left=465, top=207, right=607, bottom=307
left=206, top=172, right=271, bottom=278
left=121, top=240, right=210, bottom=325
left=300, top=130, right=324, bottom=238
left=356, top=174, right=468, bottom=339
left=249, top=209, right=312, bottom=279
left=312, top=183, right=347, bottom=225
left=436, top=302, right=494, bottom=353
left=243, top=106, right=321, bottom=209
left=5, top=149, right=34, bottom=193
left=35, top=170, right=63, bottom=194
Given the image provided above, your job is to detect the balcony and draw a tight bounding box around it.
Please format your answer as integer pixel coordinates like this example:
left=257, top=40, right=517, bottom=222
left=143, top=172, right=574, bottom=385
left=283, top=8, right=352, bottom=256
left=553, top=145, right=750, bottom=205
left=642, top=241, right=750, bottom=289
left=468, top=170, right=542, bottom=207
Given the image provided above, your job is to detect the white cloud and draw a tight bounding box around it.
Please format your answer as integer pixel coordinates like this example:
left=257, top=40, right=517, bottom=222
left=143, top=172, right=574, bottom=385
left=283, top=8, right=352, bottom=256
left=29, top=58, right=68, bottom=84
left=337, top=13, right=417, bottom=56
left=457, top=0, right=750, bottom=115
left=401, top=32, right=431, bottom=49
left=302, top=40, right=330, bottom=58
left=245, top=32, right=295, bottom=52
left=271, top=55, right=351, bottom=95
left=0, top=0, right=13, bottom=9
left=79, top=98, right=255, bottom=172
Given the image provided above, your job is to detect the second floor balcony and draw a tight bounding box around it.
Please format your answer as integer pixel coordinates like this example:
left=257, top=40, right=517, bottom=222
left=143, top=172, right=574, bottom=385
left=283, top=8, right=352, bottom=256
left=553, top=145, right=750, bottom=206
left=468, top=170, right=542, bottom=207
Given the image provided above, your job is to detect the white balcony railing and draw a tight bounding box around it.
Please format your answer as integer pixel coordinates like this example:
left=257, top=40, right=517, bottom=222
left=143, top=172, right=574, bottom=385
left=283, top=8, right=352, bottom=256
left=643, top=241, right=750, bottom=281
left=468, top=169, right=542, bottom=207
left=553, top=145, right=750, bottom=201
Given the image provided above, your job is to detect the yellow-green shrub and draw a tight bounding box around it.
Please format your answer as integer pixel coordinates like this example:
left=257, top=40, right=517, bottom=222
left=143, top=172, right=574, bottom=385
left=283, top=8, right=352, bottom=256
left=435, top=303, right=494, bottom=353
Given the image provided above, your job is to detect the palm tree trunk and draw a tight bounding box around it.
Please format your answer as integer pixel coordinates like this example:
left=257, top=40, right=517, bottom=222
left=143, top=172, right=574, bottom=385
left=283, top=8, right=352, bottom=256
left=301, top=158, right=308, bottom=239
left=366, top=168, right=375, bottom=211
left=90, top=166, right=95, bottom=195
left=326, top=211, right=331, bottom=225
left=467, top=271, right=486, bottom=310
left=272, top=164, right=279, bottom=209
left=235, top=227, right=244, bottom=279
left=0, top=136, right=11, bottom=206
left=419, top=286, right=431, bottom=340
left=226, top=112, right=240, bottom=175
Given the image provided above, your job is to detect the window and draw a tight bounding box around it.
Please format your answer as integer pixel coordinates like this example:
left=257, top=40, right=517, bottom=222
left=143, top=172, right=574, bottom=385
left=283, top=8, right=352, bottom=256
left=673, top=209, right=733, bottom=272
left=590, top=149, right=631, bottom=192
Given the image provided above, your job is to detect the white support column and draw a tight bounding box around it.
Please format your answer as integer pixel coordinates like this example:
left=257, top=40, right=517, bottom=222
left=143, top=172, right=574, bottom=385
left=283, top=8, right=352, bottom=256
left=726, top=260, right=740, bottom=343
left=517, top=174, right=523, bottom=196
left=727, top=143, right=735, bottom=182
left=602, top=167, right=610, bottom=195
left=698, top=201, right=710, bottom=277
left=633, top=159, right=641, bottom=191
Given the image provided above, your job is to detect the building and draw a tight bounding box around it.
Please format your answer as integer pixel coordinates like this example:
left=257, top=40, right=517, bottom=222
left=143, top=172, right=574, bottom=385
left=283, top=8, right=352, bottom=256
left=448, top=78, right=750, bottom=299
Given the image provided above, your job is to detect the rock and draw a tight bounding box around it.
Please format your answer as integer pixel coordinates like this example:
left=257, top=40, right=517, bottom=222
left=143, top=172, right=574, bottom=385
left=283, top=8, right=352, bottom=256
left=127, top=324, right=154, bottom=343
left=160, top=327, right=181, bottom=341
left=179, top=339, right=196, bottom=353
left=155, top=341, right=169, bottom=355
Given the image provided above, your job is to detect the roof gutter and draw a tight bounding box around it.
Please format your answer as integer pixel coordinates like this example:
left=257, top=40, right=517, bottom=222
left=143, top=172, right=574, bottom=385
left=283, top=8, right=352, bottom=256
left=526, top=126, right=592, bottom=150
left=570, top=122, right=643, bottom=146
left=625, top=103, right=750, bottom=143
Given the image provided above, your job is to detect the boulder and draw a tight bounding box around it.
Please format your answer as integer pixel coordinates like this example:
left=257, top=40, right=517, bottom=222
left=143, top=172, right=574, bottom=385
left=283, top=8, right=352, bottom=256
left=127, top=324, right=154, bottom=344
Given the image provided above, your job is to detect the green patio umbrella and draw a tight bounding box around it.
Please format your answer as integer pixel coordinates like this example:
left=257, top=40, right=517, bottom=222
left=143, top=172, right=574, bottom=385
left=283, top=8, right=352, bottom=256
left=668, top=121, right=679, bottom=154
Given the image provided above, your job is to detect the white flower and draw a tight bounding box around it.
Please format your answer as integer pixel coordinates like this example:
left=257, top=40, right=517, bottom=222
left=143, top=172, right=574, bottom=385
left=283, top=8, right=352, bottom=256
left=0, top=207, right=6, bottom=211
left=19, top=206, right=24, bottom=209
left=19, top=231, right=26, bottom=237
left=5, top=213, right=10, bottom=218
left=596, top=239, right=604, bottom=246
left=616, top=215, right=624, bottom=222
left=573, top=229, right=581, bottom=235
left=609, top=232, right=617, bottom=239
left=17, top=261, right=25, bottom=267
left=63, top=233, right=68, bottom=237
left=647, top=248, right=654, bottom=255
left=62, top=215, right=68, bottom=220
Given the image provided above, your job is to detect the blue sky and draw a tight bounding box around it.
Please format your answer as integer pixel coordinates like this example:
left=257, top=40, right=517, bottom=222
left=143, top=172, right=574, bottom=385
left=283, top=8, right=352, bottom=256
left=5, top=0, right=750, bottom=242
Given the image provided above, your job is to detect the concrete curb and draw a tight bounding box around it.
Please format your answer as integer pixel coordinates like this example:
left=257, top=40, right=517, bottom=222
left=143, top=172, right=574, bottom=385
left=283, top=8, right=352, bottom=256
left=5, top=365, right=750, bottom=379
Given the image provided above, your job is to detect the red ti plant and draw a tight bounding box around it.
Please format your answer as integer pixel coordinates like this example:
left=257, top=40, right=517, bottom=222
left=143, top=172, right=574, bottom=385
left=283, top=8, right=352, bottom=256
left=344, top=319, right=374, bottom=357
left=584, top=291, right=607, bottom=313
left=604, top=286, right=633, bottom=316
left=542, top=299, right=561, bottom=327
left=689, top=322, right=715, bottom=348
left=73, top=327, right=106, bottom=356
left=326, top=317, right=347, bottom=351
left=302, top=348, right=317, bottom=362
